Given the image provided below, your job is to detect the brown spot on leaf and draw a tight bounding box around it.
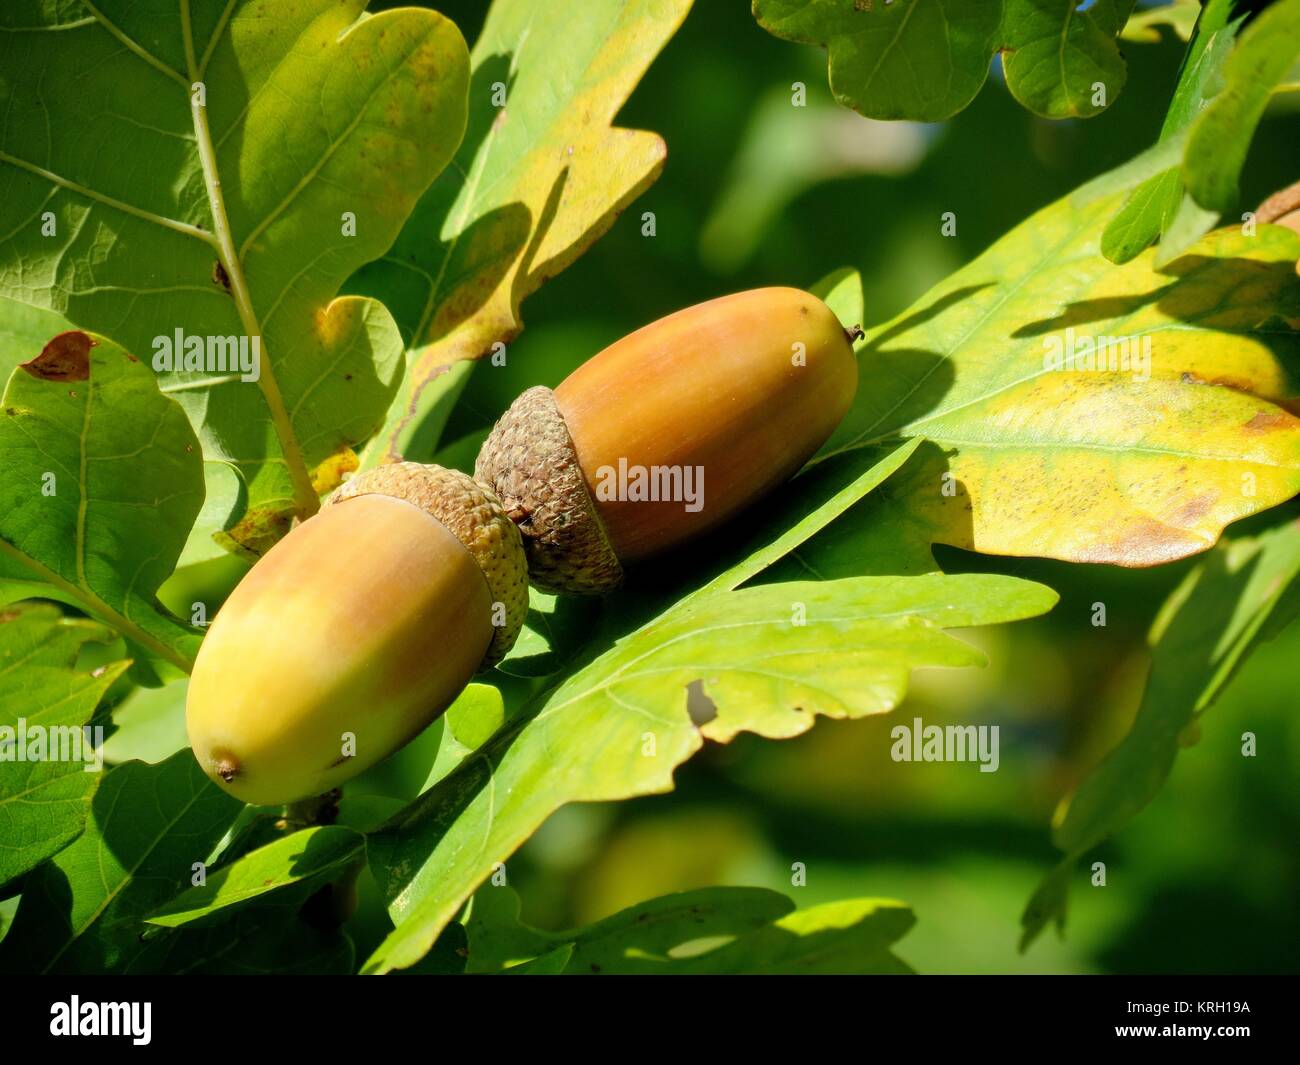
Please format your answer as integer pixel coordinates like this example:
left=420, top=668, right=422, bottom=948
left=1172, top=492, right=1216, bottom=525
left=1074, top=516, right=1199, bottom=567
left=21, top=331, right=95, bottom=382
left=1244, top=410, right=1288, bottom=433
left=213, top=259, right=232, bottom=293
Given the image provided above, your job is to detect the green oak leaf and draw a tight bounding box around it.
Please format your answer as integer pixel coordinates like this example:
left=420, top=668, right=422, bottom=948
left=0, top=750, right=243, bottom=974
left=0, top=1, right=470, bottom=552
left=787, top=168, right=1300, bottom=576
left=1022, top=515, right=1300, bottom=949
left=0, top=332, right=205, bottom=674
left=0, top=605, right=127, bottom=890
left=465, top=884, right=915, bottom=974
left=361, top=434, right=1056, bottom=973
left=350, top=0, right=692, bottom=465
left=148, top=826, right=365, bottom=928
left=753, top=0, right=1137, bottom=122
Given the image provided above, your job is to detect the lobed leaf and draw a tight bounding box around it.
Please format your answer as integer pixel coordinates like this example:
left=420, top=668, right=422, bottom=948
left=800, top=182, right=1300, bottom=574
left=363, top=557, right=1054, bottom=971
left=350, top=0, right=692, bottom=465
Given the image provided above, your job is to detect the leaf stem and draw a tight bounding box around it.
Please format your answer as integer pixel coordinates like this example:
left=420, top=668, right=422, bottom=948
left=180, top=0, right=320, bottom=521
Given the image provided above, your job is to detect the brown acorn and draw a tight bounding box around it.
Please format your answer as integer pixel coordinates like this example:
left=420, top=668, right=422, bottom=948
left=476, top=287, right=859, bottom=594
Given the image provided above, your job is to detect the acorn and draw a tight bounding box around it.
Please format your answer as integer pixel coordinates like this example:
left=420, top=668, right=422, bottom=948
left=186, top=463, right=527, bottom=806
left=476, top=287, right=859, bottom=594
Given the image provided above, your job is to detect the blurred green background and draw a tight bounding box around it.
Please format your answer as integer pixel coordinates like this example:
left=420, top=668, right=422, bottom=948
left=356, top=1, right=1300, bottom=973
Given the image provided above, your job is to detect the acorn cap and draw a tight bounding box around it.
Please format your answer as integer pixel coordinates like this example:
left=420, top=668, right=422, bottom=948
left=475, top=386, right=623, bottom=595
left=324, top=462, right=528, bottom=668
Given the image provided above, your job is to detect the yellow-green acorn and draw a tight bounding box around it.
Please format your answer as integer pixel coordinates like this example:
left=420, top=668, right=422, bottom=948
left=476, top=287, right=859, bottom=594
left=186, top=463, right=527, bottom=806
